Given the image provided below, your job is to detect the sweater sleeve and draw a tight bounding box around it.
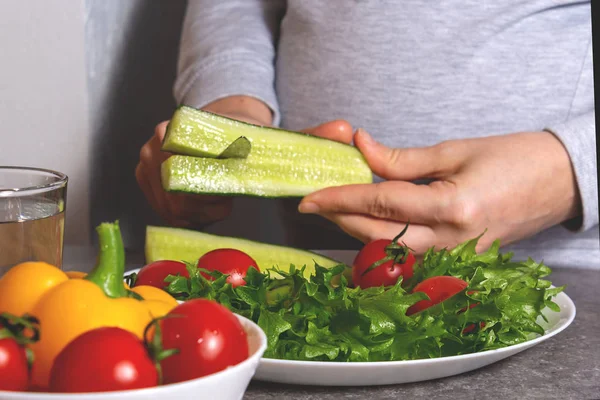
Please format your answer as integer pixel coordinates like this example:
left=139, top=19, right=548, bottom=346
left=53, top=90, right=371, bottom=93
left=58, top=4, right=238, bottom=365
left=543, top=35, right=597, bottom=233
left=545, top=110, right=597, bottom=232
left=173, top=0, right=286, bottom=125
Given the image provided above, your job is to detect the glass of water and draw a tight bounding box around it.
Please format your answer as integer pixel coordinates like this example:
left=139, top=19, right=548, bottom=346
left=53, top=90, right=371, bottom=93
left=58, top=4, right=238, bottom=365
left=0, top=166, right=68, bottom=277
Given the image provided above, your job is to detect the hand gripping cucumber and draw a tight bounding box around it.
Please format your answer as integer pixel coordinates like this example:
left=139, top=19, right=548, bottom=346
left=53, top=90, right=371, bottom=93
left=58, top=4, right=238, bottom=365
left=160, top=106, right=373, bottom=197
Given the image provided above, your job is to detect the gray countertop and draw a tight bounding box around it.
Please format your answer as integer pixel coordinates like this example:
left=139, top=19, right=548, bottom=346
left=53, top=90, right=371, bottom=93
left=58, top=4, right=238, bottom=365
left=63, top=247, right=600, bottom=400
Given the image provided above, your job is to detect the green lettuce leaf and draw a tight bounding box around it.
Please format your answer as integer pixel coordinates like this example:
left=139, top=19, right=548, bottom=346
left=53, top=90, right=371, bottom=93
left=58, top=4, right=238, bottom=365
left=163, top=233, right=564, bottom=362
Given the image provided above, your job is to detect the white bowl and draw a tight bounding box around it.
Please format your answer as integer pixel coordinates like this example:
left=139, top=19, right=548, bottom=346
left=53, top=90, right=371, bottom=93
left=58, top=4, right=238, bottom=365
left=0, top=314, right=267, bottom=400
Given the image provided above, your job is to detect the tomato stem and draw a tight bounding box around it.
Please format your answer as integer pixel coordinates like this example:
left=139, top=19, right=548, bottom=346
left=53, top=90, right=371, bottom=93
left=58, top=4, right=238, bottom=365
left=0, top=313, right=40, bottom=345
left=143, top=315, right=181, bottom=385
left=391, top=221, right=410, bottom=243
left=0, top=312, right=40, bottom=370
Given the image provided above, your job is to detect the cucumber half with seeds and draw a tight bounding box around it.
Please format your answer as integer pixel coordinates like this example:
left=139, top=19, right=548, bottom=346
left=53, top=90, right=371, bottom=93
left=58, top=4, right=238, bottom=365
left=160, top=106, right=373, bottom=197
left=145, top=225, right=347, bottom=278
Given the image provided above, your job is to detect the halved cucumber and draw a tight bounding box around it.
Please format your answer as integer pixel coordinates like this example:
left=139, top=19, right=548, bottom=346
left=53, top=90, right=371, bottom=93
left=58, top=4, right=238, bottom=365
left=160, top=106, right=373, bottom=197
left=145, top=225, right=346, bottom=278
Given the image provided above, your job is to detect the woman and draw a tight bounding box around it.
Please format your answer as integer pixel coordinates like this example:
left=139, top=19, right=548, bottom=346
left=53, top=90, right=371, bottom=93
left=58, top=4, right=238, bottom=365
left=136, top=1, right=597, bottom=269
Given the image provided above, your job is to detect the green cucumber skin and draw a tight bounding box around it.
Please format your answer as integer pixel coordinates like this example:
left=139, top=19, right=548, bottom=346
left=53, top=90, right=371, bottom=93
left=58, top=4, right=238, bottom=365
left=145, top=225, right=344, bottom=278
left=162, top=105, right=366, bottom=158
left=160, top=189, right=309, bottom=199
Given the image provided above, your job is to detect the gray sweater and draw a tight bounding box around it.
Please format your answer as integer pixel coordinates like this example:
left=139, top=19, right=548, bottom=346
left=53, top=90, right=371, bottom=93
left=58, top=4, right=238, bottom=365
left=173, top=0, right=598, bottom=269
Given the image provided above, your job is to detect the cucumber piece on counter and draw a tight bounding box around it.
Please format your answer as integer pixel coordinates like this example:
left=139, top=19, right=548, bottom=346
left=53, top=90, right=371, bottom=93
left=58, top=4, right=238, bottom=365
left=145, top=225, right=346, bottom=278
left=160, top=106, right=373, bottom=197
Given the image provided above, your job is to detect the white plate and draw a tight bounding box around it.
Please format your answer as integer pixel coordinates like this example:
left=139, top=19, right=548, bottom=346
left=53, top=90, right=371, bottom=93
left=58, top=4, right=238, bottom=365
left=126, top=260, right=575, bottom=387
left=253, top=290, right=575, bottom=386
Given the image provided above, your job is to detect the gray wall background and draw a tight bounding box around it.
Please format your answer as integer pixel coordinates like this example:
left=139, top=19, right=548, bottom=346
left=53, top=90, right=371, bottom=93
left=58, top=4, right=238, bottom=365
left=1, top=0, right=285, bottom=251
left=1, top=0, right=91, bottom=245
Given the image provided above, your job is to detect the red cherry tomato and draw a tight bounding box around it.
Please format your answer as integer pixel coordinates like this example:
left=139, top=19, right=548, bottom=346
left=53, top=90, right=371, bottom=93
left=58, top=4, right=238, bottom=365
left=406, top=276, right=468, bottom=316
left=134, top=260, right=189, bottom=289
left=352, top=239, right=415, bottom=289
left=0, top=338, right=29, bottom=391
left=159, top=299, right=249, bottom=384
left=352, top=224, right=416, bottom=289
left=197, top=249, right=259, bottom=288
left=49, top=327, right=158, bottom=393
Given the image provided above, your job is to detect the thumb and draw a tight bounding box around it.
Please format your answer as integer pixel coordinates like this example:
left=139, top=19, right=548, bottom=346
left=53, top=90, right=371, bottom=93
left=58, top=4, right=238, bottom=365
left=353, top=128, right=460, bottom=180
left=154, top=121, right=172, bottom=162
left=302, top=120, right=353, bottom=144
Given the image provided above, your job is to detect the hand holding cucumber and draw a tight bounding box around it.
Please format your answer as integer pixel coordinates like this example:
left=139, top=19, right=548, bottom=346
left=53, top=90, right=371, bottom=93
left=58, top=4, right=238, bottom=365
left=136, top=120, right=235, bottom=228
left=298, top=129, right=581, bottom=255
left=135, top=95, right=357, bottom=227
left=136, top=96, right=273, bottom=227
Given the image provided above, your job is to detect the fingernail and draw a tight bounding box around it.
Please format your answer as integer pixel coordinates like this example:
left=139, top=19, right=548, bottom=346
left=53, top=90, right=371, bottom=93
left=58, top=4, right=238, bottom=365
left=357, top=128, right=374, bottom=144
left=298, top=202, right=320, bottom=214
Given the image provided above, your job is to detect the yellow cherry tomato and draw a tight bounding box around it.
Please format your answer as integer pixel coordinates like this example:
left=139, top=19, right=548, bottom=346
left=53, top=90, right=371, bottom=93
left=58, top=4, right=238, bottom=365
left=130, top=285, right=179, bottom=307
left=0, top=262, right=68, bottom=316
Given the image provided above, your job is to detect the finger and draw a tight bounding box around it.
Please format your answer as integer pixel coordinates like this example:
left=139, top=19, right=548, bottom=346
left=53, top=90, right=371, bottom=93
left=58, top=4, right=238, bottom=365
left=141, top=121, right=236, bottom=225
left=300, top=180, right=455, bottom=226
left=318, top=212, right=438, bottom=254
left=353, top=129, right=463, bottom=180
left=137, top=161, right=230, bottom=227
left=147, top=127, right=171, bottom=164
left=139, top=148, right=170, bottom=213
left=135, top=162, right=184, bottom=226
left=302, top=120, right=353, bottom=144
left=155, top=120, right=170, bottom=142
left=139, top=124, right=180, bottom=217
left=150, top=122, right=233, bottom=202
left=135, top=162, right=171, bottom=220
